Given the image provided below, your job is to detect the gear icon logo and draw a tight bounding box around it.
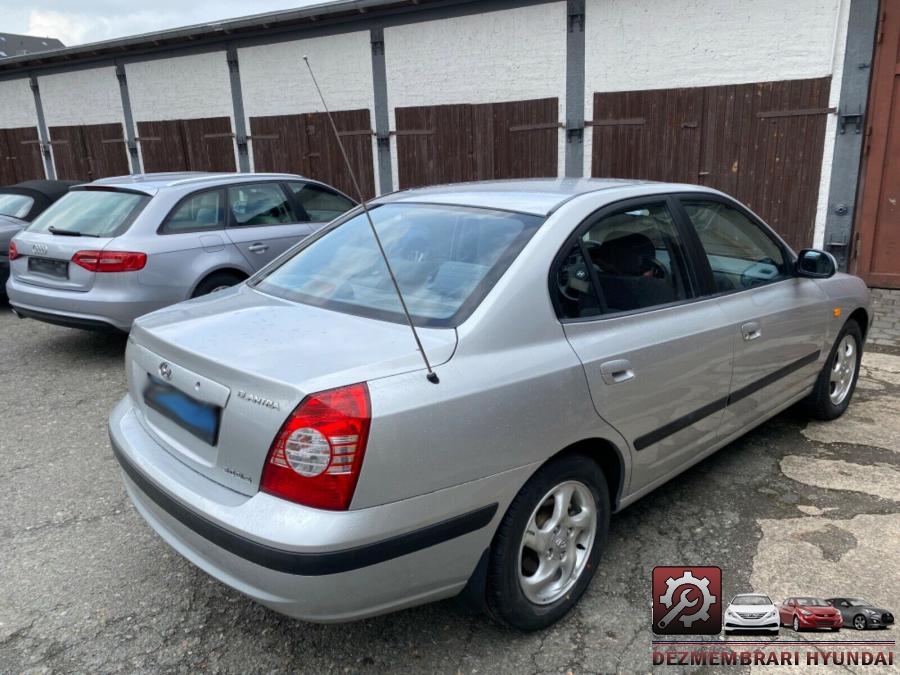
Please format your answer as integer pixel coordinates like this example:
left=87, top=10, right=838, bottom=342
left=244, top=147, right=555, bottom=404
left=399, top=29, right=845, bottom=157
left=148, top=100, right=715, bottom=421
left=652, top=567, right=722, bottom=635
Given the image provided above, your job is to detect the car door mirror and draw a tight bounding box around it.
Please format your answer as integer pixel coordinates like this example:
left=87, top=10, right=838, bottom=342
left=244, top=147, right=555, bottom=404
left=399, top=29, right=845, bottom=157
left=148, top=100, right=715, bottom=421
left=796, top=249, right=837, bottom=278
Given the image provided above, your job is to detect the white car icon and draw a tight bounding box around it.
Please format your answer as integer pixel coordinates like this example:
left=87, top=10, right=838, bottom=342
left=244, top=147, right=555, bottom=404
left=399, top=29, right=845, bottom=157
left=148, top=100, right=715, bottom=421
left=724, top=594, right=780, bottom=635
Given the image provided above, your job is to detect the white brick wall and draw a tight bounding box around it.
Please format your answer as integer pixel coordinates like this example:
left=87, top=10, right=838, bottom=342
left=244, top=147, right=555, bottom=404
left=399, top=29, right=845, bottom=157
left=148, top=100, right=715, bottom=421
left=384, top=2, right=568, bottom=185
left=584, top=0, right=849, bottom=247
left=0, top=78, right=37, bottom=129
left=238, top=31, right=376, bottom=186
left=39, top=66, right=123, bottom=127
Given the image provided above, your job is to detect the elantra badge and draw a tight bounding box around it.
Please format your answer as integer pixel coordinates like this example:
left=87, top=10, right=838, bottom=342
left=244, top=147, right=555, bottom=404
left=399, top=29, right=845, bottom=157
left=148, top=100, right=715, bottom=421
left=237, top=390, right=280, bottom=410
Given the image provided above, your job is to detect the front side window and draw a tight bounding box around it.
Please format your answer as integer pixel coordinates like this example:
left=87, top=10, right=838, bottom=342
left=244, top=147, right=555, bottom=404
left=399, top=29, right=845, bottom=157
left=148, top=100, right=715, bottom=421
left=287, top=182, right=355, bottom=222
left=555, top=202, right=694, bottom=317
left=163, top=190, right=223, bottom=233
left=228, top=183, right=293, bottom=227
left=0, top=193, right=34, bottom=219
left=255, top=203, right=542, bottom=327
left=27, top=189, right=149, bottom=237
left=682, top=200, right=790, bottom=292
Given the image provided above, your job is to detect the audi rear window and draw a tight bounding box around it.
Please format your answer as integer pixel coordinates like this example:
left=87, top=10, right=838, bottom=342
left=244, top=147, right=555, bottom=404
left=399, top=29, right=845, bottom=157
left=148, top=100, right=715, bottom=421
left=27, top=189, right=149, bottom=237
left=254, top=203, right=543, bottom=328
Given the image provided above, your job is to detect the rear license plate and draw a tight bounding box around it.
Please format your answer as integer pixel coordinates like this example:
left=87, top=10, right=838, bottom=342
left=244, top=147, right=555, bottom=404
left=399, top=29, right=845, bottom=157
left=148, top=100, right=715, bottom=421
left=143, top=375, right=221, bottom=446
left=28, top=256, right=69, bottom=279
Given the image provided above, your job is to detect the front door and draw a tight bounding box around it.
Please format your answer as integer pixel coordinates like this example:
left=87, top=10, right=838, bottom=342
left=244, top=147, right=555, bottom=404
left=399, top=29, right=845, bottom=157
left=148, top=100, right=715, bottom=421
left=677, top=197, right=829, bottom=437
left=556, top=197, right=734, bottom=494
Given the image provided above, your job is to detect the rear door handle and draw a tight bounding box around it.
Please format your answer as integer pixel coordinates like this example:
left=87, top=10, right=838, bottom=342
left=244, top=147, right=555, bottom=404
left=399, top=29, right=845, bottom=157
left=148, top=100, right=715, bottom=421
left=741, top=320, right=762, bottom=341
left=247, top=242, right=269, bottom=253
left=600, top=359, right=635, bottom=385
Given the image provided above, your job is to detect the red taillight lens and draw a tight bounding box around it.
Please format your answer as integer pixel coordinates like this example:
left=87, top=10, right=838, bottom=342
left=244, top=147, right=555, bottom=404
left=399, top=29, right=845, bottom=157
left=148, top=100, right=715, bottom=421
left=260, top=383, right=371, bottom=510
left=8, top=241, right=18, bottom=260
left=71, top=250, right=147, bottom=273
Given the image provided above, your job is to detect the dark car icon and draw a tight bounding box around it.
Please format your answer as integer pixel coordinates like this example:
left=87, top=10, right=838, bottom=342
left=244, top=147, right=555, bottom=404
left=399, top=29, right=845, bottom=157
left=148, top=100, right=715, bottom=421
left=826, top=598, right=895, bottom=631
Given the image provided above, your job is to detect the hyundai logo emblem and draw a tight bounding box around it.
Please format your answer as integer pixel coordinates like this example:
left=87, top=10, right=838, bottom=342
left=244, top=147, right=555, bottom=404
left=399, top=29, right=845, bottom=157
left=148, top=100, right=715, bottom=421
left=158, top=362, right=173, bottom=380
left=32, top=243, right=48, bottom=256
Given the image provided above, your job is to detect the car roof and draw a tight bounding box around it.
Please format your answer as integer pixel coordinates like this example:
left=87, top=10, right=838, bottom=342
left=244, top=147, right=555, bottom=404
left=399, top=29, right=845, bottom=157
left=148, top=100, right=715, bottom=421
left=86, top=172, right=306, bottom=195
left=379, top=178, right=715, bottom=216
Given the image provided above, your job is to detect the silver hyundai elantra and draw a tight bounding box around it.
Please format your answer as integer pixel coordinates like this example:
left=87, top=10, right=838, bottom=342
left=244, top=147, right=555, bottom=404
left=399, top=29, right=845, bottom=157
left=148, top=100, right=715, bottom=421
left=109, top=178, right=870, bottom=630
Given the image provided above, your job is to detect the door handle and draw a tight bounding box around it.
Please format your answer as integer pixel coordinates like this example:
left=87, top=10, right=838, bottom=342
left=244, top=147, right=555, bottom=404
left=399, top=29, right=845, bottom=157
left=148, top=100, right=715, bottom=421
left=741, top=321, right=762, bottom=341
left=600, top=359, right=635, bottom=385
left=247, top=242, right=269, bottom=253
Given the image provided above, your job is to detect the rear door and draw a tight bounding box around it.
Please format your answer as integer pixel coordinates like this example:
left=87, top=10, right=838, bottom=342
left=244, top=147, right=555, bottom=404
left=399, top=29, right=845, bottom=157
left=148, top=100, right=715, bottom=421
left=224, top=181, right=313, bottom=270
left=676, top=196, right=829, bottom=436
left=556, top=196, right=735, bottom=494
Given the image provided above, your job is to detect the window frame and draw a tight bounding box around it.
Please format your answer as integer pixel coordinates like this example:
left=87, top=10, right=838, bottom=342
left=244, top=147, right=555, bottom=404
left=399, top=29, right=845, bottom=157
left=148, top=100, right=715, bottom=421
left=548, top=194, right=706, bottom=323
left=158, top=187, right=226, bottom=235
left=224, top=180, right=299, bottom=229
left=284, top=180, right=357, bottom=223
left=671, top=192, right=798, bottom=298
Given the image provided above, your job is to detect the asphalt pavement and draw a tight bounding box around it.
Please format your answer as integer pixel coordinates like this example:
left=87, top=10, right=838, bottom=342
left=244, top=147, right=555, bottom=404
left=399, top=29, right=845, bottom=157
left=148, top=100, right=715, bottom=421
left=0, top=306, right=897, bottom=674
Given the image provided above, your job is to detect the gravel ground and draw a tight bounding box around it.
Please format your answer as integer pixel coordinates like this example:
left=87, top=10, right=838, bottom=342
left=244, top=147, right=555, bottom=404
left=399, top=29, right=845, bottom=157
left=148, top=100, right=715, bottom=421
left=0, top=307, right=897, bottom=674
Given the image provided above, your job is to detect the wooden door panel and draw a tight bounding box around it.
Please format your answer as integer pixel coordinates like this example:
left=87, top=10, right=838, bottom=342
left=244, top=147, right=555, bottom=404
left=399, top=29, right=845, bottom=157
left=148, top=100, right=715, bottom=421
left=80, top=123, right=129, bottom=179
left=48, top=125, right=87, bottom=180
left=2, top=127, right=45, bottom=183
left=181, top=117, right=236, bottom=172
left=137, top=120, right=188, bottom=172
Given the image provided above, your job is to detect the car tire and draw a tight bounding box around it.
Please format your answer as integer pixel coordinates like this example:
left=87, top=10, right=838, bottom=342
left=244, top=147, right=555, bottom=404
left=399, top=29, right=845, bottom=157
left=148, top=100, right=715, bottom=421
left=485, top=454, right=609, bottom=632
left=853, top=614, right=867, bottom=631
left=804, top=319, right=863, bottom=420
left=191, top=271, right=245, bottom=298
left=793, top=616, right=801, bottom=632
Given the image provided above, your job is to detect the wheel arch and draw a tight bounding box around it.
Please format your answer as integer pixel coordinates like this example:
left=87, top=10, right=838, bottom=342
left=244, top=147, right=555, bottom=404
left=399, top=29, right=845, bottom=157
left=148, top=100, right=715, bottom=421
left=545, top=437, right=627, bottom=512
left=848, top=307, right=869, bottom=341
left=189, top=266, right=250, bottom=298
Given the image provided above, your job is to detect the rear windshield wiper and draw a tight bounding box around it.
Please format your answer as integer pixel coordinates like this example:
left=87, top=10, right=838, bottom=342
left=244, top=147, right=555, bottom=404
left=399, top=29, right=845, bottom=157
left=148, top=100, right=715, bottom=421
left=48, top=226, right=98, bottom=237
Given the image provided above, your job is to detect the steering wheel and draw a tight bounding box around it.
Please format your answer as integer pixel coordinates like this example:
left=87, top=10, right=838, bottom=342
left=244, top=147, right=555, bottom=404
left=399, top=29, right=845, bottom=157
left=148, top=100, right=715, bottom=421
left=647, top=258, right=668, bottom=280
left=557, top=251, right=592, bottom=302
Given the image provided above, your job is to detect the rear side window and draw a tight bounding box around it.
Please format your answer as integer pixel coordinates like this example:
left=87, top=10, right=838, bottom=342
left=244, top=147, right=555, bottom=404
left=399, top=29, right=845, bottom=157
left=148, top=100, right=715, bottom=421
left=287, top=182, right=355, bottom=222
left=228, top=183, right=294, bottom=226
left=255, top=203, right=543, bottom=327
left=682, top=200, right=790, bottom=291
left=27, top=189, right=149, bottom=237
left=162, top=190, right=224, bottom=233
left=0, top=194, right=34, bottom=219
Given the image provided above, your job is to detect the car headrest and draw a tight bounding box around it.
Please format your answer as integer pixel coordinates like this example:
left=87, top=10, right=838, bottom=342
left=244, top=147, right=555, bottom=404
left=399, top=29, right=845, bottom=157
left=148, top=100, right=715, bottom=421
left=596, top=231, right=656, bottom=276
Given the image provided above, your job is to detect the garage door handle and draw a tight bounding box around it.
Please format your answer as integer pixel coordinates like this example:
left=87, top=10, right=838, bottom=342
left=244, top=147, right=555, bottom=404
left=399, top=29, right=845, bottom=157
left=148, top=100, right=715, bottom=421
left=600, top=359, right=635, bottom=385
left=741, top=321, right=762, bottom=341
left=247, top=243, right=269, bottom=253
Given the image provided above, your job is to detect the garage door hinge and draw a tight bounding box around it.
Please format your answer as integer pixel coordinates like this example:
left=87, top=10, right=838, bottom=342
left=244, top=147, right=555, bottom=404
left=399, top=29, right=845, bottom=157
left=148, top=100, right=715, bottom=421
left=838, top=106, right=864, bottom=135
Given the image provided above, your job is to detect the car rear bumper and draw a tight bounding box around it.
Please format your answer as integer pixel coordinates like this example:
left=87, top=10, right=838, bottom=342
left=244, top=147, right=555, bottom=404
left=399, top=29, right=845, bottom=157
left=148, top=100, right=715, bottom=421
left=109, top=396, right=526, bottom=622
left=7, top=274, right=162, bottom=331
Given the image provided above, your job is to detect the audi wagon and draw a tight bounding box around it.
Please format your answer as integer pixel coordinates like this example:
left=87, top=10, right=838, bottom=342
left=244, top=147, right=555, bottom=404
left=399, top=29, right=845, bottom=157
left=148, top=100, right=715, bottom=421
left=109, top=179, right=870, bottom=630
left=7, top=172, right=355, bottom=331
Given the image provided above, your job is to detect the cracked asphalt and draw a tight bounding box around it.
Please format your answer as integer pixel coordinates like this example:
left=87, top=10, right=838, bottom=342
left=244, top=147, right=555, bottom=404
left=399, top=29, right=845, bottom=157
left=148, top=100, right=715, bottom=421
left=0, top=306, right=897, bottom=674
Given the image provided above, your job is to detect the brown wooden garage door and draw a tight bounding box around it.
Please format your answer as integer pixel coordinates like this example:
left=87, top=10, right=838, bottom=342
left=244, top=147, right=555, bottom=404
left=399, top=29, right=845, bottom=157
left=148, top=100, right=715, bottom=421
left=136, top=117, right=236, bottom=173
left=396, top=97, right=559, bottom=190
left=49, top=123, right=130, bottom=181
left=591, top=78, right=831, bottom=250
left=854, top=2, right=900, bottom=288
left=0, top=127, right=45, bottom=185
left=249, top=109, right=375, bottom=200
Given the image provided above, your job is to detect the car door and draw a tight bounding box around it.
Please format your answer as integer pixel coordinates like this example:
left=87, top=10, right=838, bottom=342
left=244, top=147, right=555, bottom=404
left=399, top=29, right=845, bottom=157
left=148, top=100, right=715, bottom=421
left=676, top=196, right=830, bottom=438
left=779, top=599, right=795, bottom=625
left=556, top=196, right=735, bottom=495
left=224, top=181, right=314, bottom=271
left=284, top=181, right=356, bottom=233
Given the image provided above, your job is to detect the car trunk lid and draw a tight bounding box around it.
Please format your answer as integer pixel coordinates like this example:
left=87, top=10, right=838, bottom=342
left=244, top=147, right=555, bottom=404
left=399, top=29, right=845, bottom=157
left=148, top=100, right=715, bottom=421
left=126, top=286, right=457, bottom=496
left=10, top=230, right=113, bottom=292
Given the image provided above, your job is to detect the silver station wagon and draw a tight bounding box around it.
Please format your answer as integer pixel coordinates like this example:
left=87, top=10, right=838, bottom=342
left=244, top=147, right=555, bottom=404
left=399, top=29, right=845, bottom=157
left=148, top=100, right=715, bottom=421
left=7, top=172, right=355, bottom=331
left=109, top=179, right=870, bottom=630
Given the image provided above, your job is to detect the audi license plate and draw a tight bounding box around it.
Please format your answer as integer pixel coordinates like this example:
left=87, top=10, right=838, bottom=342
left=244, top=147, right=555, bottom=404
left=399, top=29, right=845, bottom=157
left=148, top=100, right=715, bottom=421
left=27, top=257, right=68, bottom=279
left=143, top=375, right=221, bottom=445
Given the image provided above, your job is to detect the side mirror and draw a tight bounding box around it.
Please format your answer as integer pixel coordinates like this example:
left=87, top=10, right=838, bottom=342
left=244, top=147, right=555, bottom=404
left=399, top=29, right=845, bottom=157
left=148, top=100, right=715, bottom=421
left=796, top=249, right=837, bottom=278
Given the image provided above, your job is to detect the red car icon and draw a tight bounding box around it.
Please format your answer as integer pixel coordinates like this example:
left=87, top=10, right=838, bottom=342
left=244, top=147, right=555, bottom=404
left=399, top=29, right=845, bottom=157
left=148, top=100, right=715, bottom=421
left=779, top=597, right=843, bottom=631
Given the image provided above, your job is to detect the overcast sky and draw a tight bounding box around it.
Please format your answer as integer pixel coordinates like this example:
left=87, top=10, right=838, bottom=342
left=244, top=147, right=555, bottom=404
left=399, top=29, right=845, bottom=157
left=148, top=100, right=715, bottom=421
left=1, top=1, right=329, bottom=46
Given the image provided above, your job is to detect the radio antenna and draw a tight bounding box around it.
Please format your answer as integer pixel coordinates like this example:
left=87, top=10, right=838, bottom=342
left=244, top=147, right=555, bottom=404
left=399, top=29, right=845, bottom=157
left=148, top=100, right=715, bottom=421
left=303, top=56, right=439, bottom=384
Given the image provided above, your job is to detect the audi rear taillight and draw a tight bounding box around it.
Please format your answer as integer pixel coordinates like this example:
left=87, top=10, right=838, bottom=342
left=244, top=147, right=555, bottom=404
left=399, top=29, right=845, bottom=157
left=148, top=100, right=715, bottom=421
left=260, top=383, right=371, bottom=510
left=72, top=250, right=147, bottom=273
left=8, top=241, right=18, bottom=260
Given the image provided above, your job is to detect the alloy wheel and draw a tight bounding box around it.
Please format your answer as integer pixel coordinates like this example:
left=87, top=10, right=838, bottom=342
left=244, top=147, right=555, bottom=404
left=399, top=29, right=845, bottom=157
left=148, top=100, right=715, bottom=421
left=829, top=334, right=857, bottom=405
left=793, top=616, right=800, bottom=632
left=854, top=615, right=867, bottom=630
left=518, top=480, right=596, bottom=605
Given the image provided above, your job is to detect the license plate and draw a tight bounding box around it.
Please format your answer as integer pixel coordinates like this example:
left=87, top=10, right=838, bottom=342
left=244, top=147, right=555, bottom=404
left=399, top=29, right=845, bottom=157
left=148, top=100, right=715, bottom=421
left=28, top=256, right=69, bottom=279
left=143, top=375, right=221, bottom=445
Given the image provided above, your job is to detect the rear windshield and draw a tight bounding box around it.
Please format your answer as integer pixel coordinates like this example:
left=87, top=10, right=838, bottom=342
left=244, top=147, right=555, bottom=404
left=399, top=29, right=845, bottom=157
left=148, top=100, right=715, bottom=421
left=733, top=595, right=772, bottom=606
left=27, top=189, right=149, bottom=237
left=254, top=203, right=543, bottom=327
left=0, top=193, right=33, bottom=219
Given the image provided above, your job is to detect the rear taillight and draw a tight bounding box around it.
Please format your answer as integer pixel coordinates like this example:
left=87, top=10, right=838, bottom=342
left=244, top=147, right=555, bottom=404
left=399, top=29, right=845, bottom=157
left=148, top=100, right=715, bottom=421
left=260, top=383, right=371, bottom=510
left=8, top=241, right=18, bottom=260
left=72, top=250, right=147, bottom=273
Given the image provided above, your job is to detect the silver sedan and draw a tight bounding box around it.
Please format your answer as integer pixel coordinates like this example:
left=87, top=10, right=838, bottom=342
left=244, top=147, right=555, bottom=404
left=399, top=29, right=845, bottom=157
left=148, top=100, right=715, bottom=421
left=109, top=179, right=870, bottom=630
